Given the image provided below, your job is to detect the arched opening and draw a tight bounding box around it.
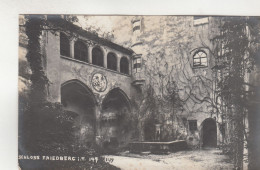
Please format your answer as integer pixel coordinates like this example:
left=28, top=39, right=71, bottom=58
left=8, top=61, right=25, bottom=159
left=101, top=88, right=131, bottom=149
left=61, top=80, right=96, bottom=147
left=193, top=50, right=208, bottom=67
left=107, top=52, right=117, bottom=71
left=60, top=32, right=70, bottom=57
left=202, top=118, right=217, bottom=148
left=74, top=41, right=88, bottom=62
left=92, top=47, right=104, bottom=67
left=120, top=57, right=129, bottom=74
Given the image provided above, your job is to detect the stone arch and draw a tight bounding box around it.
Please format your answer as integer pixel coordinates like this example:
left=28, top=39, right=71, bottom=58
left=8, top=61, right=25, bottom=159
left=102, top=88, right=131, bottom=111
left=61, top=79, right=97, bottom=104
left=107, top=52, right=117, bottom=71
left=61, top=79, right=97, bottom=147
left=74, top=40, right=88, bottom=62
left=92, top=46, right=104, bottom=67
left=120, top=57, right=129, bottom=74
left=101, top=88, right=131, bottom=148
left=201, top=118, right=217, bottom=148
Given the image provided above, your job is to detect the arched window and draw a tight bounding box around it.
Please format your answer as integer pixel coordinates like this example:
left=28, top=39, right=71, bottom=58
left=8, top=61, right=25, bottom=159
left=74, top=41, right=88, bottom=62
left=60, top=32, right=70, bottom=57
left=193, top=50, right=208, bottom=67
left=107, top=52, right=117, bottom=71
left=92, top=47, right=104, bottom=67
left=120, top=57, right=129, bottom=74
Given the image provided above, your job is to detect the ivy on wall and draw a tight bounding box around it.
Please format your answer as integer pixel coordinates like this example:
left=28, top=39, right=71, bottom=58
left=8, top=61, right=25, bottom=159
left=24, top=15, right=48, bottom=104
left=20, top=15, right=119, bottom=169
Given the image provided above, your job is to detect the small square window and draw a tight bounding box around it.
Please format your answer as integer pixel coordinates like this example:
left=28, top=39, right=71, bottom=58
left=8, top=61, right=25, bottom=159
left=134, top=57, right=142, bottom=73
left=193, top=16, right=209, bottom=26
left=133, top=25, right=141, bottom=32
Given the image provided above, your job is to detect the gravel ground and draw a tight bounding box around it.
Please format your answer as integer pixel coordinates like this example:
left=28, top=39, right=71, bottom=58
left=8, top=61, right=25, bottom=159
left=105, top=148, right=234, bottom=170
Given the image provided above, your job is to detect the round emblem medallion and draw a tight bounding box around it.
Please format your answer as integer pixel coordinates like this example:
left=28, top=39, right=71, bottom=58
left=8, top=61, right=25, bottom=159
left=91, top=73, right=107, bottom=92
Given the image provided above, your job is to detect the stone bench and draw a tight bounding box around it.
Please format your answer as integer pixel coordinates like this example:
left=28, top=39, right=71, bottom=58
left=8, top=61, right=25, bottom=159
left=129, top=140, right=187, bottom=154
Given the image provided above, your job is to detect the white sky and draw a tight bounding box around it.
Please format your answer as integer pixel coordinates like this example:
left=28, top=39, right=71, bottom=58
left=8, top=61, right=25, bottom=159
left=78, top=15, right=117, bottom=32
left=77, top=15, right=133, bottom=47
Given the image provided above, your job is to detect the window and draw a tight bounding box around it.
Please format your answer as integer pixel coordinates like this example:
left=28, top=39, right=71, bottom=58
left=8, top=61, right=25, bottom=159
left=74, top=41, right=88, bottom=62
left=120, top=57, right=129, bottom=74
left=189, top=120, right=197, bottom=131
left=133, top=26, right=140, bottom=32
left=133, top=57, right=141, bottom=73
left=92, top=47, right=104, bottom=67
left=193, top=16, right=209, bottom=25
left=132, top=18, right=141, bottom=35
left=193, top=50, right=208, bottom=67
left=107, top=52, right=117, bottom=71
left=60, top=32, right=70, bottom=57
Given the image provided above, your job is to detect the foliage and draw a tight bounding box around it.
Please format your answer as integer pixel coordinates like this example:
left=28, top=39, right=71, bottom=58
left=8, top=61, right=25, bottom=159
left=19, top=15, right=119, bottom=169
left=131, top=65, right=185, bottom=142
left=212, top=16, right=260, bottom=170
left=130, top=84, right=158, bottom=141
left=19, top=102, right=119, bottom=169
left=24, top=15, right=48, bottom=104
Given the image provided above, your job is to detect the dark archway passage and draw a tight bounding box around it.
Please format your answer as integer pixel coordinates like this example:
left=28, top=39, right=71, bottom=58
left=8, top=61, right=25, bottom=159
left=101, top=88, right=131, bottom=148
left=61, top=80, right=97, bottom=147
left=202, top=118, right=217, bottom=148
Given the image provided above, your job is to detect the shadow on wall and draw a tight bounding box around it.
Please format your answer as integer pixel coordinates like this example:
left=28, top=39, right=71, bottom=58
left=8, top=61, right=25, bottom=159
left=61, top=80, right=97, bottom=147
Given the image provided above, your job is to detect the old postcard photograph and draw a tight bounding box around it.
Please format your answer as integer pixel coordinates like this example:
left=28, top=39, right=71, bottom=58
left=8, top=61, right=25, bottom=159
left=17, top=14, right=260, bottom=170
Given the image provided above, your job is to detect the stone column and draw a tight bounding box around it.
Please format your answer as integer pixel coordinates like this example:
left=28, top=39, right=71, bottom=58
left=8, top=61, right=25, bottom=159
left=69, top=38, right=75, bottom=58
left=128, top=56, right=132, bottom=75
left=46, top=31, right=61, bottom=102
left=88, top=45, right=93, bottom=64
left=103, top=48, right=107, bottom=68
left=117, top=55, right=121, bottom=72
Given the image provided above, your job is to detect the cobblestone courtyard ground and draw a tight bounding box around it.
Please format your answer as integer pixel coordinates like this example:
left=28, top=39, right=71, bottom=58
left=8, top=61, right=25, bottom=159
left=106, top=149, right=234, bottom=170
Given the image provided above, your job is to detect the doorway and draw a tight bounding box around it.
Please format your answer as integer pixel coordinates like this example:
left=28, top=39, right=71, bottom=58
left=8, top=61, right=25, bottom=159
left=202, top=118, right=217, bottom=147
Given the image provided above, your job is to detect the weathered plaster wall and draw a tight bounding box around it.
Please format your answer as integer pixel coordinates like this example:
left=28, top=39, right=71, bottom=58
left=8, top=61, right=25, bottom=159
left=60, top=58, right=133, bottom=104
left=44, top=31, right=62, bottom=102
left=43, top=30, right=135, bottom=147
left=127, top=16, right=222, bottom=147
left=19, top=15, right=224, bottom=148
left=44, top=31, right=134, bottom=104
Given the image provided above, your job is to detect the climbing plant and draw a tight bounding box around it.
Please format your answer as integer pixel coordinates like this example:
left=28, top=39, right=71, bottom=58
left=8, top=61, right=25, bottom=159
left=19, top=15, right=119, bottom=169
left=212, top=16, right=260, bottom=170
left=24, top=15, right=48, bottom=104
